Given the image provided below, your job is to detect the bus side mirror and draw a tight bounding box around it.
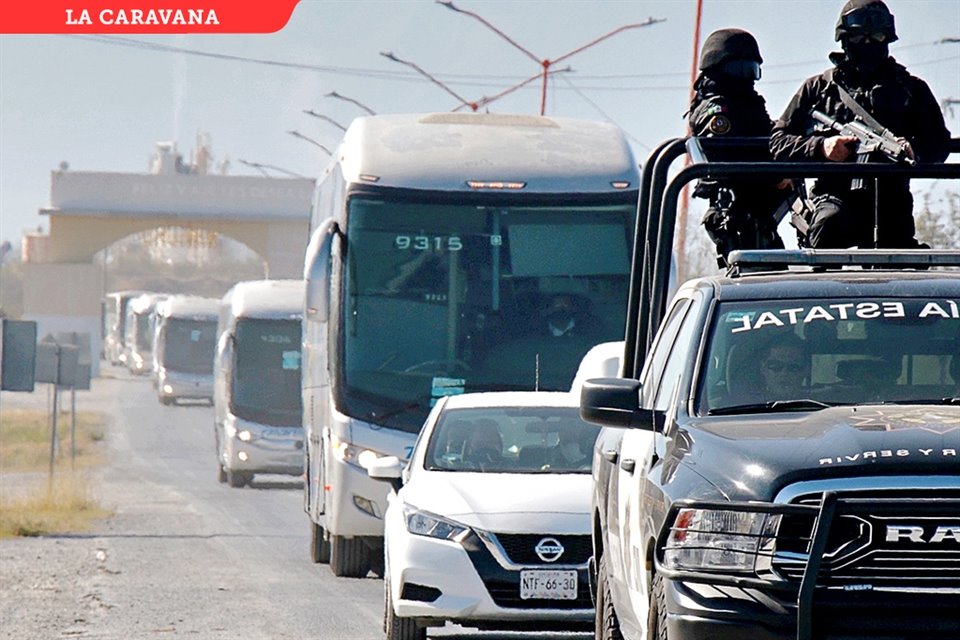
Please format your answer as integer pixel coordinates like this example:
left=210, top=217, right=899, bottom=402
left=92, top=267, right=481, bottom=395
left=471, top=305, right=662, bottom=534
left=304, top=218, right=339, bottom=322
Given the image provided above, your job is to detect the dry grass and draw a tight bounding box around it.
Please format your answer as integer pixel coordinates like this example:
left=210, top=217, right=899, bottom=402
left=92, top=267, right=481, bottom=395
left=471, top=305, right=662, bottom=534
left=0, top=408, right=110, bottom=537
left=0, top=408, right=106, bottom=472
left=0, top=478, right=111, bottom=538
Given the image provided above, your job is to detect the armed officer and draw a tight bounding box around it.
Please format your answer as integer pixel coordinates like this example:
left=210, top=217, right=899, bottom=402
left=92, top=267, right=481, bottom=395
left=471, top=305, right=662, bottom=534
left=769, top=0, right=950, bottom=249
left=687, top=28, right=787, bottom=268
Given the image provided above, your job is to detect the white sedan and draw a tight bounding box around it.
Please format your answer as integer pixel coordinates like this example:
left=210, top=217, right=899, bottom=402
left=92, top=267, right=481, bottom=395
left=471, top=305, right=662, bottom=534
left=367, top=391, right=599, bottom=639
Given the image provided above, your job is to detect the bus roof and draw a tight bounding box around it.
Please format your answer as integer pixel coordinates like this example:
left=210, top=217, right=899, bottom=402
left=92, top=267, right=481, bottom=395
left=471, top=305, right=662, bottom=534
left=329, top=112, right=639, bottom=193
left=222, top=279, right=304, bottom=320
left=157, top=295, right=219, bottom=320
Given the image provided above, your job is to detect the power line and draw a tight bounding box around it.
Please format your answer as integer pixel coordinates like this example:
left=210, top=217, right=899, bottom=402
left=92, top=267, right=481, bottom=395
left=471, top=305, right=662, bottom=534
left=67, top=34, right=956, bottom=90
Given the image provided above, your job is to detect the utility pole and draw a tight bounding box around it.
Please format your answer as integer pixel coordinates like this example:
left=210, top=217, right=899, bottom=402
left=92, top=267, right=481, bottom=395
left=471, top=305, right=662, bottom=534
left=326, top=91, right=376, bottom=115
left=381, top=51, right=479, bottom=111
left=438, top=0, right=664, bottom=115
left=676, top=0, right=704, bottom=283
left=380, top=50, right=571, bottom=113
left=303, top=110, right=347, bottom=131
left=238, top=159, right=307, bottom=179
left=288, top=130, right=333, bottom=155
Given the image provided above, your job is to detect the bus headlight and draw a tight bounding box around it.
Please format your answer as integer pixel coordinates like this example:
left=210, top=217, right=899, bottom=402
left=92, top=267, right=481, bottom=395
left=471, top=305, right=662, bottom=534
left=663, top=508, right=780, bottom=573
left=403, top=505, right=470, bottom=541
left=237, top=430, right=253, bottom=442
left=330, top=435, right=390, bottom=470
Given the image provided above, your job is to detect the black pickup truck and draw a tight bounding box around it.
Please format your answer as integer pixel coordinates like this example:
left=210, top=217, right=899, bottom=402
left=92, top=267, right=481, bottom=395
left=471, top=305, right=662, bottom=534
left=580, top=135, right=960, bottom=640
left=583, top=249, right=960, bottom=639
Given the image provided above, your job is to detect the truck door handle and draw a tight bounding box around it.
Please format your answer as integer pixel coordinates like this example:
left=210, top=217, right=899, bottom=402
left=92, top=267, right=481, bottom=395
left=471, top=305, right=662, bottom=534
left=602, top=449, right=619, bottom=464
left=620, top=458, right=636, bottom=474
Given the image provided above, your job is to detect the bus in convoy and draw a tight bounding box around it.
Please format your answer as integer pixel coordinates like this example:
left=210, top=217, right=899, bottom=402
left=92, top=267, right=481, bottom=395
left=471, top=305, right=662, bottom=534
left=101, top=289, right=147, bottom=365
left=214, top=279, right=305, bottom=488
left=154, top=295, right=219, bottom=406
left=124, top=292, right=167, bottom=376
left=302, top=112, right=640, bottom=576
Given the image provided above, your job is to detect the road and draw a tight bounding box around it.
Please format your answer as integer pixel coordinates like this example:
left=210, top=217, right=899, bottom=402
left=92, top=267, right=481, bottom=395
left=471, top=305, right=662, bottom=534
left=0, top=368, right=590, bottom=640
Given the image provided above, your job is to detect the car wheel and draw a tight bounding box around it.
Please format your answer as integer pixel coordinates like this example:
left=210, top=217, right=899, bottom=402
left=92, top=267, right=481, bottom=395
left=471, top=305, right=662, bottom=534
left=648, top=572, right=668, bottom=640
left=330, top=534, right=370, bottom=577
left=384, top=574, right=425, bottom=640
left=596, top=554, right=624, bottom=640
left=217, top=463, right=227, bottom=484
left=227, top=470, right=248, bottom=488
left=309, top=521, right=331, bottom=564
left=160, top=396, right=173, bottom=406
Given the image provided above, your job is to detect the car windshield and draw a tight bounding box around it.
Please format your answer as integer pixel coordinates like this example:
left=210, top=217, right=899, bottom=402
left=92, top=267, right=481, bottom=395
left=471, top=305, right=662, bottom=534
left=423, top=406, right=600, bottom=473
left=231, top=318, right=302, bottom=427
left=160, top=318, right=217, bottom=374
left=698, top=298, right=960, bottom=414
left=341, top=196, right=633, bottom=433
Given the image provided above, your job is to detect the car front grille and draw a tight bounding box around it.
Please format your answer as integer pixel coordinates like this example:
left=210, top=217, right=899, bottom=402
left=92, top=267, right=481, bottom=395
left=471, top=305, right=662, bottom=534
left=483, top=575, right=593, bottom=610
left=492, top=533, right=592, bottom=566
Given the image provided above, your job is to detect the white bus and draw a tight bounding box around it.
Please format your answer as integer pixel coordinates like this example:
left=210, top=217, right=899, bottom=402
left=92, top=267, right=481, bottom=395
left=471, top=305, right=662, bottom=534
left=154, top=295, right=219, bottom=405
left=214, top=279, right=304, bottom=488
left=124, top=293, right=167, bottom=376
left=102, top=289, right=147, bottom=365
left=303, top=112, right=639, bottom=576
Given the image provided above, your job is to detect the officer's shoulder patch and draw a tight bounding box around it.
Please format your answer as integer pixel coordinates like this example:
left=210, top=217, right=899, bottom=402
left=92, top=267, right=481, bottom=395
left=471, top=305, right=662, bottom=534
left=702, top=102, right=726, bottom=117
left=707, top=114, right=731, bottom=135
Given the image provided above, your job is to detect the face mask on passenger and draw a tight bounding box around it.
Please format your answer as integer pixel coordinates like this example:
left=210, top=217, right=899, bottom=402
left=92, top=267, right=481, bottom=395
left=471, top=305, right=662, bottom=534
left=843, top=38, right=889, bottom=72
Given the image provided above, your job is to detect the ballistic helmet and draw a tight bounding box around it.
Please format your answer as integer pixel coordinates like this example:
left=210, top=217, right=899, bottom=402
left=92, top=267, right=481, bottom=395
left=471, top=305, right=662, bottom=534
left=699, top=28, right=763, bottom=74
left=835, top=0, right=897, bottom=43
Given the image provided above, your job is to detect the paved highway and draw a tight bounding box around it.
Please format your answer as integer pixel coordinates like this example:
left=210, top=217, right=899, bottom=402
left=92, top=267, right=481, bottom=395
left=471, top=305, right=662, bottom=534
left=0, top=368, right=590, bottom=639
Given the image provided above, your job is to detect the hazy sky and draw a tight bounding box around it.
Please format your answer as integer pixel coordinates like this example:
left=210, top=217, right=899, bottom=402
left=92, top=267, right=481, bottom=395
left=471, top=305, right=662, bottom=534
left=1, top=0, right=958, bottom=244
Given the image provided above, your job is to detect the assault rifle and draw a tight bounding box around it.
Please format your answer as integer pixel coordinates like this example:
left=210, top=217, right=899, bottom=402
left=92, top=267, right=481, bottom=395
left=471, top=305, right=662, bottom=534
left=812, top=110, right=916, bottom=190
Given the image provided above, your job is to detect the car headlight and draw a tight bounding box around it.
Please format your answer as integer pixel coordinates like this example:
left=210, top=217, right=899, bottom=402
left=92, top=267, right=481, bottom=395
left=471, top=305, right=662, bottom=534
left=237, top=430, right=253, bottom=442
left=403, top=505, right=470, bottom=542
left=663, top=508, right=780, bottom=573
left=330, top=435, right=390, bottom=470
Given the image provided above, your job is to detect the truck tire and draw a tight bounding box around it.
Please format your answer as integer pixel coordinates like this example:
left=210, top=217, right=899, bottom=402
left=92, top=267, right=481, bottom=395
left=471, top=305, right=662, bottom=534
left=384, top=575, right=425, bottom=640
left=330, top=535, right=370, bottom=577
left=648, top=572, right=668, bottom=640
left=309, top=521, right=331, bottom=564
left=596, top=554, right=625, bottom=640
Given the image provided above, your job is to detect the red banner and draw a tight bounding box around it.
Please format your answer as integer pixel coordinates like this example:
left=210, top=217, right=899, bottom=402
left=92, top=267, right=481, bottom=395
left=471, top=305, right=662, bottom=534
left=0, top=1, right=300, bottom=34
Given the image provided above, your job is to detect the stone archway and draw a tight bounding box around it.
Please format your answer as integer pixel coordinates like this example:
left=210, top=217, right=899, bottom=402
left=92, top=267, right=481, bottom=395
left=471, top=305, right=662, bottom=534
left=22, top=168, right=314, bottom=374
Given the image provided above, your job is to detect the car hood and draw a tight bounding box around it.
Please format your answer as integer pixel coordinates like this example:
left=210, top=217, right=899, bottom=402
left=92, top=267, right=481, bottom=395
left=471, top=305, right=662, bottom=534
left=676, top=405, right=960, bottom=501
left=401, top=471, right=591, bottom=534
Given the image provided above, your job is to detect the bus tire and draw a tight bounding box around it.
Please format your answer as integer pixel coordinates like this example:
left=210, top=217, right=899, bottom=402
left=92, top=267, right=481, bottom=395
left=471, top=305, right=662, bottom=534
left=309, top=521, right=331, bottom=564
left=330, top=535, right=370, bottom=577
left=227, top=470, right=248, bottom=488
left=217, top=463, right=227, bottom=484
left=596, top=554, right=624, bottom=640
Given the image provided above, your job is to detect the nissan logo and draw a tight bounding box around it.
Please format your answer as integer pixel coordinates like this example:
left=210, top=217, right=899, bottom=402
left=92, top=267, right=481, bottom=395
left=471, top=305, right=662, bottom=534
left=534, top=537, right=564, bottom=562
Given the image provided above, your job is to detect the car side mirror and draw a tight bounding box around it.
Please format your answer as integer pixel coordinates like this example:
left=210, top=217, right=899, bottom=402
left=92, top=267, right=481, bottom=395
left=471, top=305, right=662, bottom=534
left=366, top=455, right=404, bottom=492
left=579, top=377, right=654, bottom=430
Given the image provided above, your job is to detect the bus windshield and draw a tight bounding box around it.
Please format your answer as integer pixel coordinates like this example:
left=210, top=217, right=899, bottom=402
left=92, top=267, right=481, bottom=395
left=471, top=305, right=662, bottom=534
left=231, top=318, right=302, bottom=427
left=160, top=318, right=217, bottom=374
left=342, top=196, right=633, bottom=433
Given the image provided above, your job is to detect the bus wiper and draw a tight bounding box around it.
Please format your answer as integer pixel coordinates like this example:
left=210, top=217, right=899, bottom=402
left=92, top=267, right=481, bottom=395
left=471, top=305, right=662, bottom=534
left=707, top=399, right=837, bottom=416
left=364, top=397, right=430, bottom=424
